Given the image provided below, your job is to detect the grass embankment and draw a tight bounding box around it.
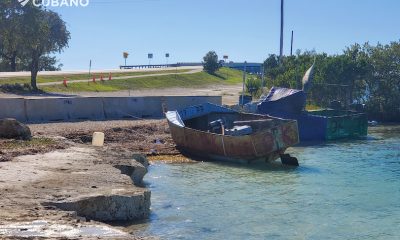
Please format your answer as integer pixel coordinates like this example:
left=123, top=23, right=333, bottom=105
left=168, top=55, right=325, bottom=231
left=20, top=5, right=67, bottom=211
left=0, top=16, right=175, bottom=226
left=42, top=68, right=244, bottom=92
left=0, top=69, right=192, bottom=85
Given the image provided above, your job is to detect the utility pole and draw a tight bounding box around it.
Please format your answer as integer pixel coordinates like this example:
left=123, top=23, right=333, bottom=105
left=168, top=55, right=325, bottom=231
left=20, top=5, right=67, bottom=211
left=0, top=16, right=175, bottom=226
left=279, top=0, right=284, bottom=63
left=290, top=30, right=294, bottom=56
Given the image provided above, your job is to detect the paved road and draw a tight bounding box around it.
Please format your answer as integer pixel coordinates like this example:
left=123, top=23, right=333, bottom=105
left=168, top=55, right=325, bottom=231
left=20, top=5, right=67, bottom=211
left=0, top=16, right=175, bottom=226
left=38, top=67, right=203, bottom=86
left=0, top=66, right=202, bottom=78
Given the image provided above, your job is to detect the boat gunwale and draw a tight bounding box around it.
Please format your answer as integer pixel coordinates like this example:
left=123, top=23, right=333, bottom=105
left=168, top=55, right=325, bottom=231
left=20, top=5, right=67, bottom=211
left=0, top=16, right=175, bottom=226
left=307, top=109, right=367, bottom=118
left=167, top=111, right=298, bottom=139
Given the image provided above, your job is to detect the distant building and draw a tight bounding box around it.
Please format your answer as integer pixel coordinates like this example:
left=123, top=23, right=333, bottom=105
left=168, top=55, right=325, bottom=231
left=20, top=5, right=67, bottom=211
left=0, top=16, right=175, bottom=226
left=224, top=62, right=263, bottom=74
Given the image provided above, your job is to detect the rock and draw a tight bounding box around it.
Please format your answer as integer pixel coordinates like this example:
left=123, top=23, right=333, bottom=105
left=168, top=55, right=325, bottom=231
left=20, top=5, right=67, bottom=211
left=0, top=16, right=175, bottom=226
left=132, top=154, right=149, bottom=168
left=114, top=157, right=148, bottom=186
left=48, top=191, right=151, bottom=222
left=0, top=118, right=31, bottom=140
left=280, top=154, right=299, bottom=166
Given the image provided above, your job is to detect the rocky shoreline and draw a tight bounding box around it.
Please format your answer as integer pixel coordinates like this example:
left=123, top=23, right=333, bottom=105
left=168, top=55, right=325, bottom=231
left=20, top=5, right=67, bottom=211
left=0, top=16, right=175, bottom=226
left=0, top=120, right=176, bottom=239
left=0, top=120, right=199, bottom=239
left=0, top=145, right=154, bottom=239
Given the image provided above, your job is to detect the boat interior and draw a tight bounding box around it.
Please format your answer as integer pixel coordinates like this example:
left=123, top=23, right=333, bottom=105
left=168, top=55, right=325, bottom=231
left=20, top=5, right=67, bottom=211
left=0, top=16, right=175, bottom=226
left=183, top=112, right=288, bottom=134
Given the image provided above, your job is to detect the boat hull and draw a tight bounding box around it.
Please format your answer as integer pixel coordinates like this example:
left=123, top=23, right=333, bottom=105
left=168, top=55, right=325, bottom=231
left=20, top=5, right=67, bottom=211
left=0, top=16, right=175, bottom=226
left=167, top=116, right=299, bottom=163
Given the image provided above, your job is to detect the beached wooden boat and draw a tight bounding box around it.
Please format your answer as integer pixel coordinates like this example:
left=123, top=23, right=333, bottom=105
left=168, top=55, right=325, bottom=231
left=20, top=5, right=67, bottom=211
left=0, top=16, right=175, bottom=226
left=166, top=103, right=300, bottom=165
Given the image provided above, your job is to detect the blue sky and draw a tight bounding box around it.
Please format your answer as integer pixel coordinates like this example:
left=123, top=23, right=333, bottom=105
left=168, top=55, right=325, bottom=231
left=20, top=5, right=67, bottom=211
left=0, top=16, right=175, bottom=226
left=50, top=0, right=400, bottom=70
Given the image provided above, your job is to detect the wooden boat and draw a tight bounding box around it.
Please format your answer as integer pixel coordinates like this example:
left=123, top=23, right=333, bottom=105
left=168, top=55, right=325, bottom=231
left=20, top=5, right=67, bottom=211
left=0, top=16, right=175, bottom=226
left=166, top=103, right=300, bottom=165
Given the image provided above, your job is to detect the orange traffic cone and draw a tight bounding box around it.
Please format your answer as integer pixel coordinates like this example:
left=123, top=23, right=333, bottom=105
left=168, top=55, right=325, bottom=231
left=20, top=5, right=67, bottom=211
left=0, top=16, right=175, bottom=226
left=63, top=77, right=68, bottom=87
left=92, top=75, right=96, bottom=83
left=100, top=74, right=104, bottom=82
left=108, top=72, right=112, bottom=80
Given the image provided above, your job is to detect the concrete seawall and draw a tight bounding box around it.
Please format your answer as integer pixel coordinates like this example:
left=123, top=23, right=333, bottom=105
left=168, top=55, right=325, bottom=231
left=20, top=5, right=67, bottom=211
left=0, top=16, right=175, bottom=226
left=0, top=96, right=221, bottom=123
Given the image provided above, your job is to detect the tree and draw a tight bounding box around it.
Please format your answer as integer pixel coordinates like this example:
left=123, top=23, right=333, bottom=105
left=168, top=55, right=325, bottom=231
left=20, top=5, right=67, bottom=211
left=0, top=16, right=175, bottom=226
left=0, top=1, right=69, bottom=89
left=0, top=0, right=24, bottom=71
left=18, top=55, right=63, bottom=71
left=20, top=4, right=70, bottom=90
left=262, top=41, right=400, bottom=121
left=245, top=76, right=262, bottom=97
left=203, top=51, right=220, bottom=74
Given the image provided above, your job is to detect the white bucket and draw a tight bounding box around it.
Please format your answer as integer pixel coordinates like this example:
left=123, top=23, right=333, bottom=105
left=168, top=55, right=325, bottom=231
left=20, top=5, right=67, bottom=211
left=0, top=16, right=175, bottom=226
left=92, top=132, right=105, bottom=147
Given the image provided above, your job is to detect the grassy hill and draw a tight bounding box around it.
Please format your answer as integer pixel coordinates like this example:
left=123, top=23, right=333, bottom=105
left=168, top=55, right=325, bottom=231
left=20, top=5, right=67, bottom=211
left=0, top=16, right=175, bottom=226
left=42, top=68, right=244, bottom=92
left=0, top=69, right=192, bottom=85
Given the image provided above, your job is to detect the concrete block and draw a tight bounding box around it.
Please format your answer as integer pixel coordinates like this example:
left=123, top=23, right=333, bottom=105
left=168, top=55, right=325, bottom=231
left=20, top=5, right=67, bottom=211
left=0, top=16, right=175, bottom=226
left=0, top=98, right=27, bottom=122
left=4, top=95, right=222, bottom=123
left=25, top=98, right=69, bottom=122
left=103, top=97, right=163, bottom=119
left=67, top=97, right=105, bottom=120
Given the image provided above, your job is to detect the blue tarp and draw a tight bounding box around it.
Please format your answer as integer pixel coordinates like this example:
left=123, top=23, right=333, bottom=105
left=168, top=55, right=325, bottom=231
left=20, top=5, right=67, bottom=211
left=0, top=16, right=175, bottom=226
left=257, top=87, right=327, bottom=141
left=265, top=111, right=328, bottom=141
left=257, top=87, right=307, bottom=115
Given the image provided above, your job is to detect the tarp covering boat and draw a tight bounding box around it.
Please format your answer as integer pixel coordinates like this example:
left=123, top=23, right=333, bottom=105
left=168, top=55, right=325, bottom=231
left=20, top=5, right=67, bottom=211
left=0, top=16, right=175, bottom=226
left=258, top=87, right=307, bottom=114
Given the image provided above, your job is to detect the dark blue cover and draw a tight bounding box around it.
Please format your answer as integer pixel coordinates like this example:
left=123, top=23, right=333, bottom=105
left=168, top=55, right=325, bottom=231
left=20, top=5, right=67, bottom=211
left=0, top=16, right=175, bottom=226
left=257, top=87, right=327, bottom=141
left=268, top=112, right=328, bottom=141
left=257, top=87, right=306, bottom=115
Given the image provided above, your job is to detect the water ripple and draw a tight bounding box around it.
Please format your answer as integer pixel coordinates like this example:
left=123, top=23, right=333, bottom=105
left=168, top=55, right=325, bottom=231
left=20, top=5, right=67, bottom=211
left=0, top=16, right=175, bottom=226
left=133, top=126, right=400, bottom=239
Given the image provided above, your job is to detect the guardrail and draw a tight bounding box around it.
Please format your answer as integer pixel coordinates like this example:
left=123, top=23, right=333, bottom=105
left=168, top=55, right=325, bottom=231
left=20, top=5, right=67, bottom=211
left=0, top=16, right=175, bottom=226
left=120, top=63, right=203, bottom=70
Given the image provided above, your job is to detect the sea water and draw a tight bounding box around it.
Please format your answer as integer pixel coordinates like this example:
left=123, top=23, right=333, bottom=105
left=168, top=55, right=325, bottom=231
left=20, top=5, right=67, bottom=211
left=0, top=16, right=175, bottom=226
left=132, top=125, right=400, bottom=239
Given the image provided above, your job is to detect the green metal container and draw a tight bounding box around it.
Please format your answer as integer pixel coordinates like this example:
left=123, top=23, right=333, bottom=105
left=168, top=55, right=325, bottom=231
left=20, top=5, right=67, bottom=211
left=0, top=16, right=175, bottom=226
left=309, top=110, right=368, bottom=140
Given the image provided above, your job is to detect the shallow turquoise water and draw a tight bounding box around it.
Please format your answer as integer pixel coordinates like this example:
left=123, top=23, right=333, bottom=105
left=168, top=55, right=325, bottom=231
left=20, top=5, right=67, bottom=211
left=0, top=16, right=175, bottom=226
left=134, top=126, right=400, bottom=239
